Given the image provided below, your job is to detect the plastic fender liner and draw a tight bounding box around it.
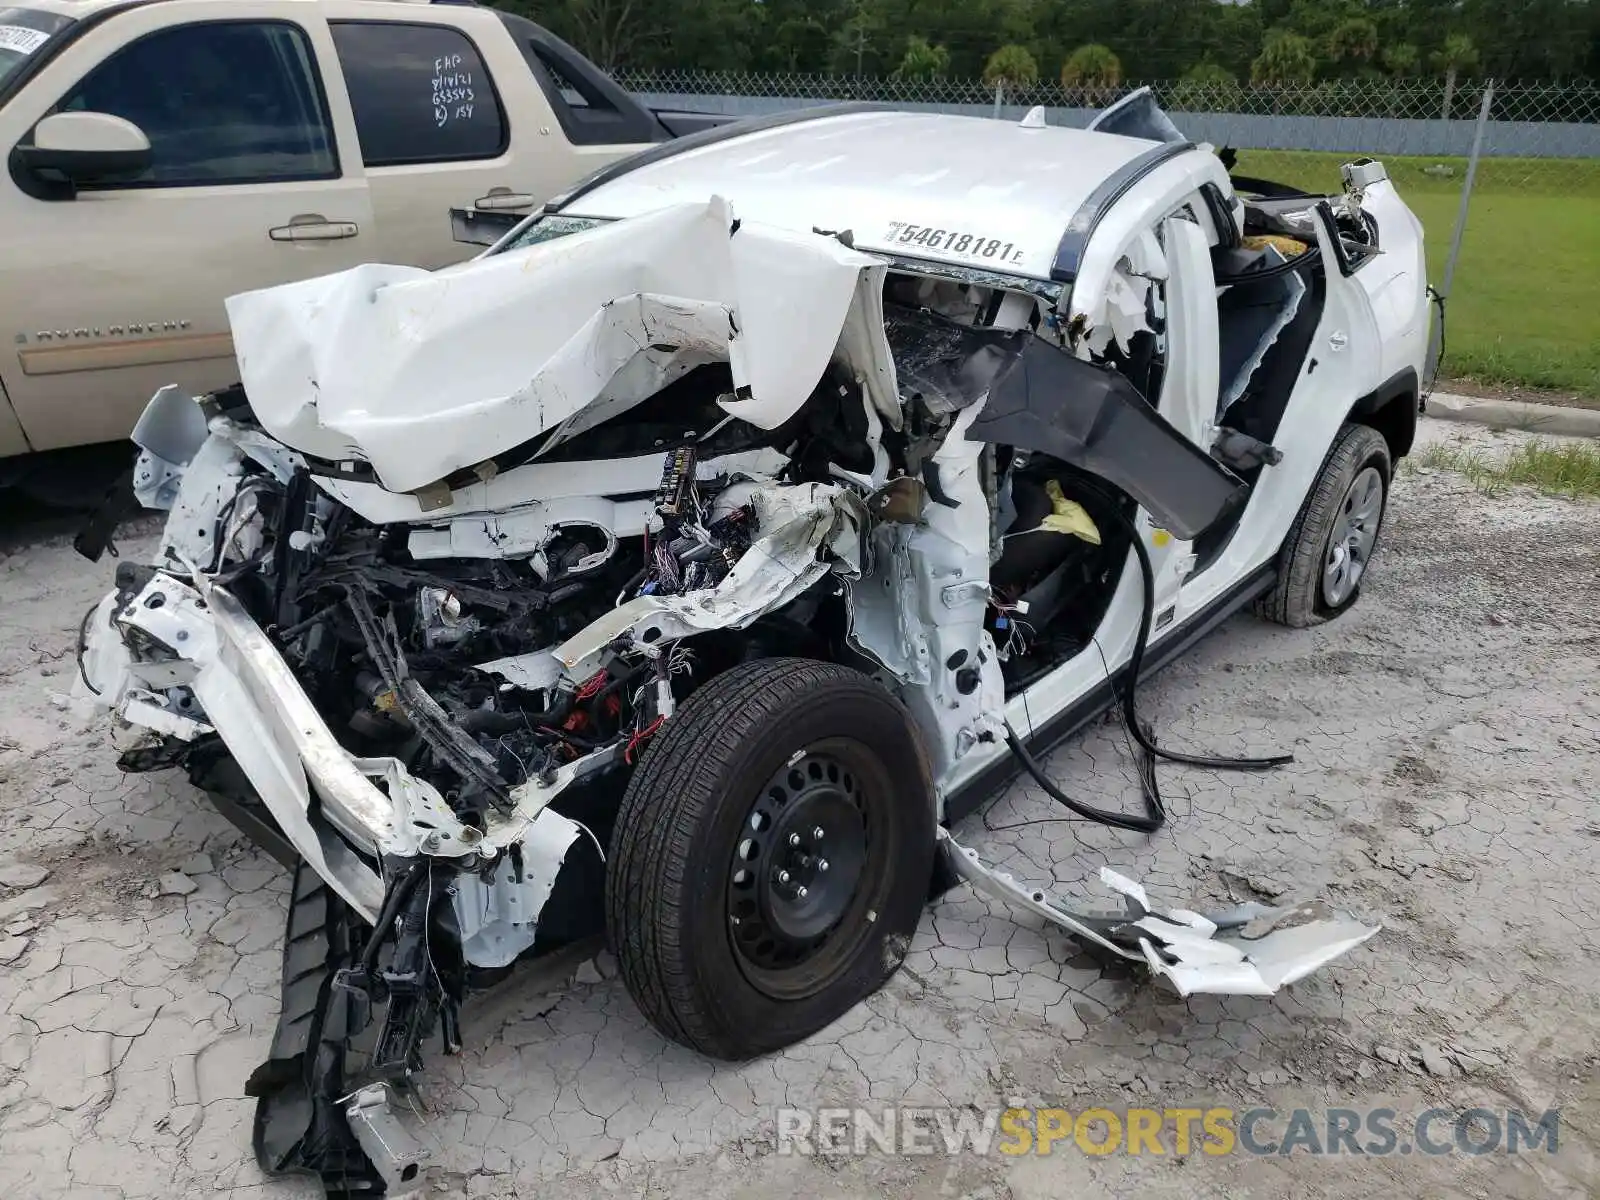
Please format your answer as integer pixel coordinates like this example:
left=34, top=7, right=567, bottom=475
left=972, top=339, right=1248, bottom=541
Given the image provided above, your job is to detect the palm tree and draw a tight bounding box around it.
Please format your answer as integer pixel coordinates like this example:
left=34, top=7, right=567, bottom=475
left=1433, top=33, right=1479, bottom=119
left=1251, top=29, right=1318, bottom=86
left=1061, top=43, right=1122, bottom=104
left=1173, top=60, right=1239, bottom=111
left=1326, top=18, right=1379, bottom=70
left=983, top=43, right=1039, bottom=107
left=1383, top=42, right=1420, bottom=78
left=894, top=35, right=950, bottom=81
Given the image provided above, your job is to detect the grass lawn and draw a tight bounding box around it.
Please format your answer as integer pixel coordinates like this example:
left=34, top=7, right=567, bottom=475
left=1416, top=438, right=1600, bottom=498
left=1231, top=149, right=1600, bottom=402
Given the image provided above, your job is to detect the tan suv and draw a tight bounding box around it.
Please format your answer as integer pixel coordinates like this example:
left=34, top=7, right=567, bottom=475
left=0, top=0, right=697, bottom=461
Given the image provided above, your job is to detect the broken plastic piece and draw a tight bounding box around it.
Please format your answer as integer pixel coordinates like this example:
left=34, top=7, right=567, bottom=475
left=937, top=830, right=1378, bottom=996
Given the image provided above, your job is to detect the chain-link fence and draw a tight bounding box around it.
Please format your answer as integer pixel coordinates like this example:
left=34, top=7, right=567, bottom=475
left=618, top=71, right=1598, bottom=126
left=615, top=71, right=1599, bottom=396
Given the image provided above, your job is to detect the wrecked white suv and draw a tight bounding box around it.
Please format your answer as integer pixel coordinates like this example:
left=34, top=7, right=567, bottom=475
left=78, top=96, right=1431, bottom=1192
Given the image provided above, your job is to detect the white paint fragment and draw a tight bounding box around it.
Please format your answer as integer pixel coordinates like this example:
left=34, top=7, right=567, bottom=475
left=944, top=831, right=1379, bottom=998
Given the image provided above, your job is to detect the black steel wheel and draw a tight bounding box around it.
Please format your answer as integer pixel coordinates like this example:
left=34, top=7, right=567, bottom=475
left=606, top=658, right=935, bottom=1059
left=727, top=742, right=877, bottom=997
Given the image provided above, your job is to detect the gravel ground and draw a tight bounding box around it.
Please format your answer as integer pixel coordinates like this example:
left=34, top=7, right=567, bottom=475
left=0, top=417, right=1595, bottom=1199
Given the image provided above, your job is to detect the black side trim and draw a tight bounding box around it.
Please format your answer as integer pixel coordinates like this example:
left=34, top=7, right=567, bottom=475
left=1351, top=367, right=1419, bottom=420
left=186, top=739, right=299, bottom=868
left=1050, top=141, right=1194, bottom=284
left=200, top=789, right=299, bottom=870
left=942, top=561, right=1276, bottom=829
left=1350, top=366, right=1421, bottom=459
left=495, top=12, right=667, bottom=148
left=1199, top=181, right=1240, bottom=247
left=972, top=339, right=1248, bottom=542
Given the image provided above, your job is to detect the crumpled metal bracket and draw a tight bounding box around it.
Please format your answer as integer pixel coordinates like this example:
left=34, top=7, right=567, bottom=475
left=938, top=829, right=1379, bottom=996
left=344, top=1083, right=430, bottom=1192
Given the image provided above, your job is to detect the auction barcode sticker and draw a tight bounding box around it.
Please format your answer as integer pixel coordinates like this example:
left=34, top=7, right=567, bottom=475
left=0, top=26, right=50, bottom=55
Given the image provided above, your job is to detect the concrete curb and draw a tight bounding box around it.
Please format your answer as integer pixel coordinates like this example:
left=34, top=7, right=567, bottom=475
left=1426, top=391, right=1600, bottom=439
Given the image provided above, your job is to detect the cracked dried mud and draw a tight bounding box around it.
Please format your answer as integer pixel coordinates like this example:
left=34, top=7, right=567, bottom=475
left=1, top=418, right=1595, bottom=1198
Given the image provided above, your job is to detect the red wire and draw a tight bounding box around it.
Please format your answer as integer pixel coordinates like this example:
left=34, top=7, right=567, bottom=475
left=624, top=715, right=666, bottom=765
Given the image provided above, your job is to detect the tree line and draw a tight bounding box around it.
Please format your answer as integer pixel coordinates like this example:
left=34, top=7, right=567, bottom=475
left=504, top=0, right=1598, bottom=85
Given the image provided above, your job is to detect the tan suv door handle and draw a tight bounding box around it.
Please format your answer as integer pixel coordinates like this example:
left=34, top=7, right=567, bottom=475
left=474, top=191, right=535, bottom=211
left=269, top=215, right=359, bottom=242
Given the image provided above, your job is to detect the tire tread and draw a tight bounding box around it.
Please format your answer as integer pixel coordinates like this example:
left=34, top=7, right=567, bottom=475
left=1255, top=423, right=1391, bottom=628
left=606, top=658, right=910, bottom=1058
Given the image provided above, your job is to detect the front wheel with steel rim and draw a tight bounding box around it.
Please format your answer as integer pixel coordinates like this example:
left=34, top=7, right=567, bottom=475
left=1257, top=423, right=1393, bottom=628
left=606, top=657, right=936, bottom=1059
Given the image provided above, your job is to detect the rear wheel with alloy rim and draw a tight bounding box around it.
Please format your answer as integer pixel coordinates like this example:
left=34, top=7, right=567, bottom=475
left=606, top=657, right=935, bottom=1059
left=1321, top=464, right=1383, bottom=606
left=1257, top=422, right=1392, bottom=628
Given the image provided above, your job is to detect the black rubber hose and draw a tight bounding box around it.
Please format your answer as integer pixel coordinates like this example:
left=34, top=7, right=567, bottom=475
left=76, top=600, right=104, bottom=696
left=1120, top=505, right=1292, bottom=774
left=1105, top=501, right=1293, bottom=772
left=459, top=687, right=573, bottom=736
left=1001, top=484, right=1292, bottom=834
left=1004, top=725, right=1164, bottom=832
left=357, top=859, right=428, bottom=974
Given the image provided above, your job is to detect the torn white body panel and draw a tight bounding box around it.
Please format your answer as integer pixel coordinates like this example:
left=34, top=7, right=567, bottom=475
left=314, top=447, right=792, bottom=527
left=81, top=573, right=389, bottom=921
left=77, top=471, right=878, bottom=947
left=551, top=481, right=866, bottom=681
left=1065, top=150, right=1234, bottom=346
left=1078, top=227, right=1166, bottom=360
left=847, top=403, right=1004, bottom=782
left=453, top=809, right=583, bottom=968
left=939, top=831, right=1379, bottom=996
left=79, top=569, right=597, bottom=959
left=226, top=197, right=885, bottom=494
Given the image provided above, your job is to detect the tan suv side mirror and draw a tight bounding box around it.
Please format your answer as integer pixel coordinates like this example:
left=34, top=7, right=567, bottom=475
left=13, top=111, right=152, bottom=194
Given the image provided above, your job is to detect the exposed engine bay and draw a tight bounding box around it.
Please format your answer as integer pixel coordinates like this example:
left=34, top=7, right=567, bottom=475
left=76, top=196, right=1381, bottom=1195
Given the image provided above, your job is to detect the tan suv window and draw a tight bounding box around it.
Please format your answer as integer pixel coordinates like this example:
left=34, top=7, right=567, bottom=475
left=55, top=20, right=337, bottom=187
left=329, top=21, right=506, bottom=167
